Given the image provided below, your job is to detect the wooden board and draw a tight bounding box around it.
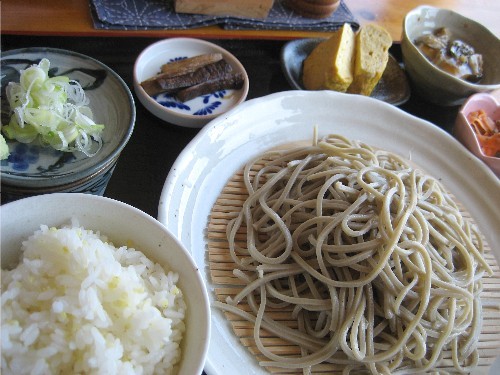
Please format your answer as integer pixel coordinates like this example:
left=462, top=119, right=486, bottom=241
left=206, top=157, right=500, bottom=374
left=174, top=0, right=275, bottom=19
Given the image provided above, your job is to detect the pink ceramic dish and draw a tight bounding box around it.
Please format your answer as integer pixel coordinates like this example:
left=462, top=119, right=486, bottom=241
left=454, top=90, right=500, bottom=177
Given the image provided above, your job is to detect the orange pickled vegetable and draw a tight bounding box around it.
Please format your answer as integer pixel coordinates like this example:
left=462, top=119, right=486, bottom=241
left=467, top=109, right=500, bottom=157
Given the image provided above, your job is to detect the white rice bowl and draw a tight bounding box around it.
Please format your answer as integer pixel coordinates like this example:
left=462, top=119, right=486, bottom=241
left=0, top=194, right=210, bottom=375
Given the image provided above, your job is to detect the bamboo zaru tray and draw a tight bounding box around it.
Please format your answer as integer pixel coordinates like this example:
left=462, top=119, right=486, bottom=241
left=206, top=139, right=500, bottom=374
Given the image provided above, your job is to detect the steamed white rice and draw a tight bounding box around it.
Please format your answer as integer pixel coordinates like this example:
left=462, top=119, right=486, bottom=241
left=1, top=221, right=186, bottom=375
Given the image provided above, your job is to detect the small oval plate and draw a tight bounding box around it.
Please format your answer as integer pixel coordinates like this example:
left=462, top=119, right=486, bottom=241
left=281, top=38, right=411, bottom=106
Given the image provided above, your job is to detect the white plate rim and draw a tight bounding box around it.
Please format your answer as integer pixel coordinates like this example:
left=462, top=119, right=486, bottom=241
left=158, top=90, right=500, bottom=375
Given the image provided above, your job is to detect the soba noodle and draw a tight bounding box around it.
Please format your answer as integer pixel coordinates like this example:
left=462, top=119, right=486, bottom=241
left=213, top=134, right=492, bottom=374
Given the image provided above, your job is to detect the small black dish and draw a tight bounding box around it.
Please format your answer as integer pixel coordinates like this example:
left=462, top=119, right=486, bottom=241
left=281, top=38, right=411, bottom=106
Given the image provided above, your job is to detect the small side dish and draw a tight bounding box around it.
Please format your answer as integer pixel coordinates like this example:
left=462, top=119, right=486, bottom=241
left=455, top=91, right=500, bottom=176
left=402, top=5, right=500, bottom=106
left=1, top=48, right=135, bottom=202
left=281, top=38, right=410, bottom=105
left=133, top=38, right=249, bottom=128
left=302, top=23, right=392, bottom=96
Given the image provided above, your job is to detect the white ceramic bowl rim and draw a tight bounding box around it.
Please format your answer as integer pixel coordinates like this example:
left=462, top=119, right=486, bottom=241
left=1, top=47, right=136, bottom=188
left=404, top=5, right=500, bottom=90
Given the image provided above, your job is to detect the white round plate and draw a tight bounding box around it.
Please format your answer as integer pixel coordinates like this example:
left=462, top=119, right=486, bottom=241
left=158, top=90, right=500, bottom=375
left=134, top=38, right=249, bottom=128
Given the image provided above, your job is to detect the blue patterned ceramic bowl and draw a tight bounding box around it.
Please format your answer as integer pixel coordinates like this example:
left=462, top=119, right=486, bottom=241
left=133, top=38, right=249, bottom=128
left=1, top=48, right=136, bottom=203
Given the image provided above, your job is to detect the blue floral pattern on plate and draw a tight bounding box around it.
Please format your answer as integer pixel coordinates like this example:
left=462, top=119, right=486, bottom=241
left=155, top=91, right=226, bottom=116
